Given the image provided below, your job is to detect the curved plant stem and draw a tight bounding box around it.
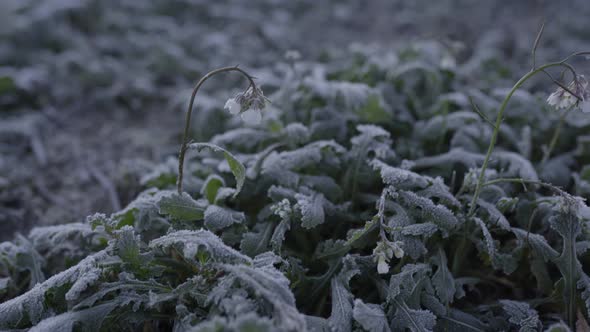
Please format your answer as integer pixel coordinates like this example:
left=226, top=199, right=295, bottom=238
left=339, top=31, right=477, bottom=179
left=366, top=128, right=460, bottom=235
left=541, top=105, right=574, bottom=164
left=177, top=66, right=256, bottom=194
left=467, top=62, right=572, bottom=216
left=482, top=177, right=564, bottom=193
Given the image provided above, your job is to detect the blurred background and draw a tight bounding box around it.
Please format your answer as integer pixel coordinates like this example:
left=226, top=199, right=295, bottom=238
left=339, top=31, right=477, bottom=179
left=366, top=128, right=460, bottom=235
left=1, top=0, right=589, bottom=240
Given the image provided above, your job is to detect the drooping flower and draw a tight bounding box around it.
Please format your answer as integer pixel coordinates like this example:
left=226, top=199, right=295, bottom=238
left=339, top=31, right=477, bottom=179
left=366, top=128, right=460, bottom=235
left=373, top=239, right=404, bottom=274
left=224, top=85, right=268, bottom=125
left=547, top=75, right=590, bottom=111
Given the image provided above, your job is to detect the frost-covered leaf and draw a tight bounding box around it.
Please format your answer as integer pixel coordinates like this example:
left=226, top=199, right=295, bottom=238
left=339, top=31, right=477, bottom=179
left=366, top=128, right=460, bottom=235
left=188, top=143, right=246, bottom=197
left=270, top=199, right=292, bottom=252
left=411, top=148, right=484, bottom=171
left=240, top=222, right=273, bottom=257
left=476, top=199, right=511, bottom=231
left=475, top=217, right=517, bottom=274
left=149, top=230, right=250, bottom=264
left=329, top=266, right=358, bottom=332
left=213, top=264, right=306, bottom=331
left=388, top=263, right=430, bottom=303
left=157, top=192, right=205, bottom=222
left=14, top=235, right=45, bottom=289
left=390, top=303, right=436, bottom=332
left=577, top=272, right=590, bottom=318
left=0, top=250, right=109, bottom=328
left=400, top=223, right=438, bottom=237
left=431, top=249, right=455, bottom=305
left=371, top=159, right=430, bottom=190
left=352, top=299, right=391, bottom=332
left=398, top=190, right=459, bottom=234
left=64, top=267, right=101, bottom=303
left=492, top=151, right=539, bottom=181
left=512, top=228, right=559, bottom=262
left=438, top=308, right=488, bottom=331
left=500, top=300, right=540, bottom=332
left=549, top=198, right=584, bottom=325
left=29, top=302, right=118, bottom=332
left=204, top=205, right=245, bottom=232
left=295, top=192, right=326, bottom=229
left=188, top=313, right=275, bottom=332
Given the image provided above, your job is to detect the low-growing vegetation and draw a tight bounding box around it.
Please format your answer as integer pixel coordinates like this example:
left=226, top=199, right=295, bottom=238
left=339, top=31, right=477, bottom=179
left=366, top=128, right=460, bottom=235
left=2, top=12, right=590, bottom=332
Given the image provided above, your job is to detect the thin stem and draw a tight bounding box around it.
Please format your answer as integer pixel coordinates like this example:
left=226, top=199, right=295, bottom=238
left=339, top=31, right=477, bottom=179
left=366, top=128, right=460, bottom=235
left=482, top=177, right=563, bottom=193
left=177, top=66, right=256, bottom=194
left=531, top=20, right=545, bottom=70
left=560, top=51, right=590, bottom=64
left=469, top=96, right=495, bottom=127
left=541, top=105, right=574, bottom=164
left=468, top=62, right=569, bottom=216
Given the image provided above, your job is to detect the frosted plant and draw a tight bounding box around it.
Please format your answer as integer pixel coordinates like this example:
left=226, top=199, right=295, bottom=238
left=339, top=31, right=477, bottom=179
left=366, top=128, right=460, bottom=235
left=468, top=29, right=590, bottom=216
left=177, top=66, right=265, bottom=194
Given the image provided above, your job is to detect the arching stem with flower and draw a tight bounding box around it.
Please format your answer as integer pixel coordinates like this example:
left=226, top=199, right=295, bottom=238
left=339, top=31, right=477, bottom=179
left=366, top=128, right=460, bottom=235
left=467, top=51, right=590, bottom=217
left=176, top=66, right=267, bottom=194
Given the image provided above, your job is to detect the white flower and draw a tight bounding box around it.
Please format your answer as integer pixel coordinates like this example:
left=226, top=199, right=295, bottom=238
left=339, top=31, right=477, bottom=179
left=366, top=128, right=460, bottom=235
left=547, top=75, right=590, bottom=111
left=225, top=85, right=268, bottom=124
left=376, top=255, right=389, bottom=274
left=391, top=242, right=405, bottom=259
left=224, top=98, right=241, bottom=115
left=240, top=108, right=262, bottom=125
left=373, top=239, right=404, bottom=274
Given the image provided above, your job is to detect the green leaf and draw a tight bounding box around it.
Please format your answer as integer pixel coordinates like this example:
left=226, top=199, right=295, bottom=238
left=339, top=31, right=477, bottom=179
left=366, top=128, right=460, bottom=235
left=157, top=192, right=205, bottom=222
left=201, top=174, right=225, bottom=204
left=188, top=143, right=246, bottom=197
left=240, top=223, right=273, bottom=257
left=0, top=76, right=15, bottom=95
left=357, top=94, right=390, bottom=123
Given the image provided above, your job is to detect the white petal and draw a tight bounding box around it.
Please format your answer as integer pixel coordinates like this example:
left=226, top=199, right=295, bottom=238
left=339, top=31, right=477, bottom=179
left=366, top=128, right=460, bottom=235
left=224, top=98, right=240, bottom=115
left=546, top=92, right=560, bottom=107
left=240, top=108, right=262, bottom=125
left=583, top=100, right=590, bottom=113
left=377, top=257, right=389, bottom=274
left=393, top=245, right=404, bottom=259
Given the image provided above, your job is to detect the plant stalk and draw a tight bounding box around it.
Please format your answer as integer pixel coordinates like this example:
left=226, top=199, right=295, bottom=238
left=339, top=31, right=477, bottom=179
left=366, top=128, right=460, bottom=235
left=177, top=66, right=256, bottom=194
left=468, top=62, right=569, bottom=217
